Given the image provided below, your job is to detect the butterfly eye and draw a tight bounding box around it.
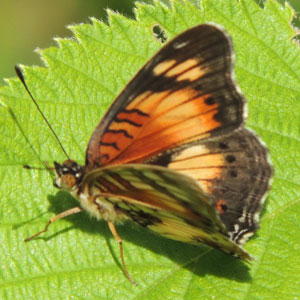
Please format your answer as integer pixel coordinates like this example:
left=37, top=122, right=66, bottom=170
left=62, top=167, right=69, bottom=174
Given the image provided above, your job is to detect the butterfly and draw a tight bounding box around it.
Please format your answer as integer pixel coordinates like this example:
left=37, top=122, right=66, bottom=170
left=17, top=24, right=272, bottom=284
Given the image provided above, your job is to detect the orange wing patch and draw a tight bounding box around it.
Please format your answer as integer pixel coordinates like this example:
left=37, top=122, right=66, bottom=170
left=99, top=108, right=149, bottom=164
left=97, top=86, right=220, bottom=165
left=168, top=144, right=225, bottom=193
left=112, top=110, right=219, bottom=164
left=154, top=58, right=206, bottom=82
left=165, top=58, right=198, bottom=77
left=216, top=199, right=227, bottom=214
left=102, top=89, right=220, bottom=165
left=99, top=91, right=167, bottom=164
left=153, top=59, right=177, bottom=75
left=139, top=91, right=218, bottom=138
left=126, top=91, right=169, bottom=112
left=177, top=65, right=207, bottom=81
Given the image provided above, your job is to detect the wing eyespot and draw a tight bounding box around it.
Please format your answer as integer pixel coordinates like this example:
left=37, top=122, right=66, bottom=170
left=219, top=142, right=228, bottom=149
left=205, top=97, right=216, bottom=105
left=229, top=170, right=238, bottom=178
left=226, top=155, right=236, bottom=163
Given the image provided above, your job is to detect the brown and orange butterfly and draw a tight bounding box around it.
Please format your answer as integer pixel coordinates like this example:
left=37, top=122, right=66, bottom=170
left=17, top=24, right=272, bottom=284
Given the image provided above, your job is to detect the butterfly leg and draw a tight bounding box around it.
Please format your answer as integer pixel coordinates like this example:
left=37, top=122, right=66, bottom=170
left=108, top=221, right=137, bottom=285
left=24, top=206, right=83, bottom=242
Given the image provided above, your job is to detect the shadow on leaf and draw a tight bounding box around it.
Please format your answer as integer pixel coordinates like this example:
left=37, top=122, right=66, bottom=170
left=24, top=189, right=253, bottom=283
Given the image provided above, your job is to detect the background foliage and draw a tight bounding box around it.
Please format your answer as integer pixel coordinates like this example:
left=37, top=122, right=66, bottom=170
left=0, top=0, right=299, bottom=79
left=0, top=0, right=300, bottom=299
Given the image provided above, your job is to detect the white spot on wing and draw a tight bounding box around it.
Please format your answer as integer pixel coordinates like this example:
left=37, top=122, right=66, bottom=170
left=173, top=41, right=189, bottom=49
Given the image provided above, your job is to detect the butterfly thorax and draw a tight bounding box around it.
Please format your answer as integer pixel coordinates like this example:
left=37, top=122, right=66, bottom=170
left=53, top=160, right=85, bottom=191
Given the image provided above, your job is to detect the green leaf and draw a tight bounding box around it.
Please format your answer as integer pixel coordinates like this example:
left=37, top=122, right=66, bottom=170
left=0, top=0, right=299, bottom=299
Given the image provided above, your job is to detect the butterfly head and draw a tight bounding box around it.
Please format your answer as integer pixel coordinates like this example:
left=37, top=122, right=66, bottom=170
left=53, top=160, right=84, bottom=191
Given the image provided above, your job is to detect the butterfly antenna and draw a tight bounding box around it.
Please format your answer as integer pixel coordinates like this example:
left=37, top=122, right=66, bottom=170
left=15, top=66, right=70, bottom=161
left=24, top=162, right=55, bottom=171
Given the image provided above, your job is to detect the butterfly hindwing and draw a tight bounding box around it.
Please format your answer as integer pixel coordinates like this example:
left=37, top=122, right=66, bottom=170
left=80, top=164, right=252, bottom=261
left=146, top=128, right=272, bottom=244
left=86, top=24, right=245, bottom=167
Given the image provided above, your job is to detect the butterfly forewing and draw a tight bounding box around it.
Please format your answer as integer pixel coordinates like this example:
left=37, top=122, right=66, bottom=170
left=80, top=164, right=252, bottom=261
left=86, top=24, right=245, bottom=167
